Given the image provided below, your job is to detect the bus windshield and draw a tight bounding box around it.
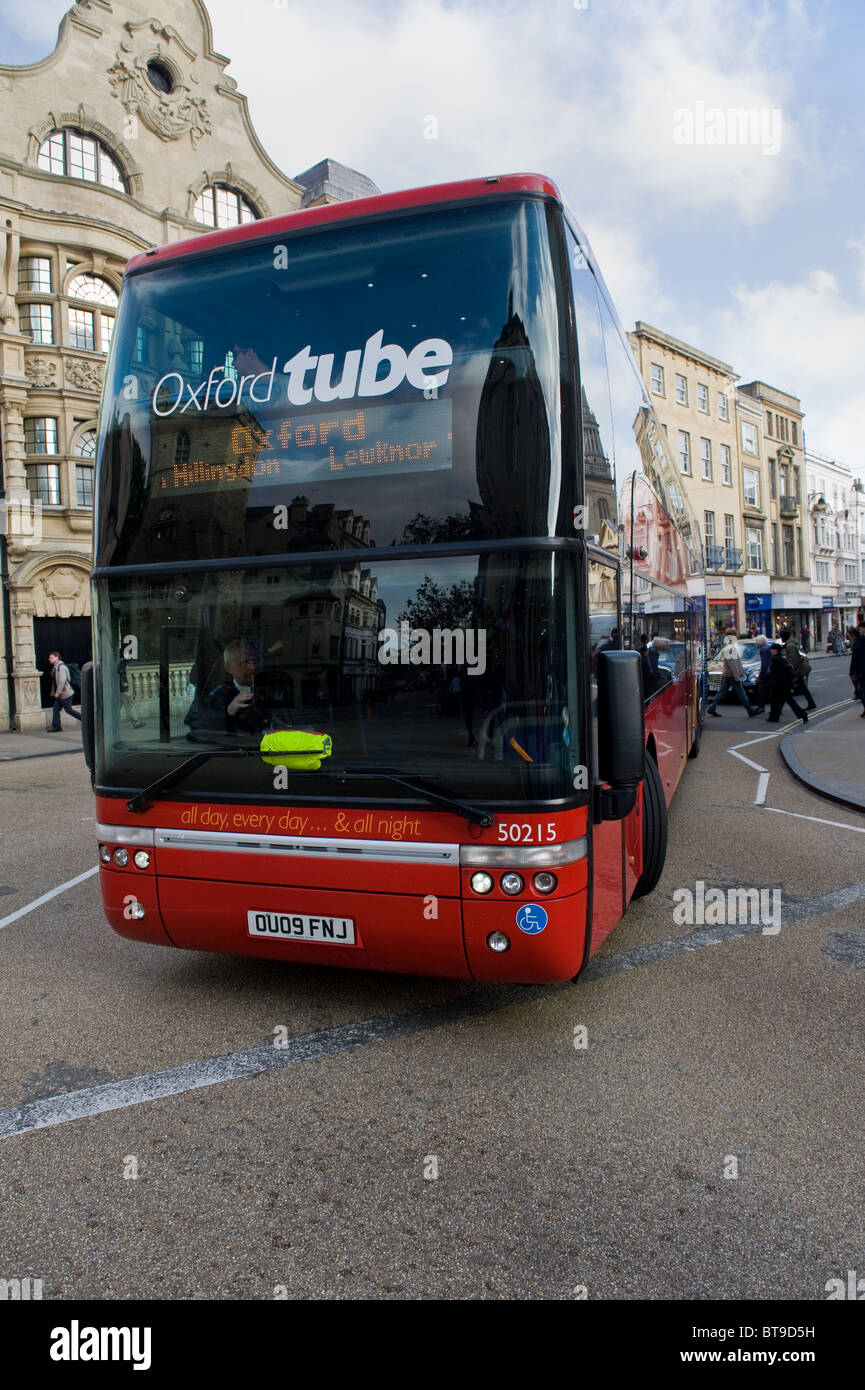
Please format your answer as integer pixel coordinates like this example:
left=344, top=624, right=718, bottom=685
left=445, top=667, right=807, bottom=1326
left=93, top=194, right=586, bottom=805
left=95, top=197, right=572, bottom=569
left=94, top=550, right=582, bottom=802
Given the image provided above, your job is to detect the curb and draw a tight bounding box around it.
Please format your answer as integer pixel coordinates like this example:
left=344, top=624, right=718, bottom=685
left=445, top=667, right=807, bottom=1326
left=780, top=707, right=865, bottom=815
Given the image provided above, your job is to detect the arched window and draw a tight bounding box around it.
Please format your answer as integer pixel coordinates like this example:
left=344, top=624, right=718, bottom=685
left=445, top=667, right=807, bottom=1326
left=38, top=129, right=126, bottom=192
left=175, top=432, right=191, bottom=465
left=74, top=429, right=98, bottom=459
left=67, top=273, right=118, bottom=354
left=193, top=184, right=257, bottom=228
left=68, top=274, right=119, bottom=307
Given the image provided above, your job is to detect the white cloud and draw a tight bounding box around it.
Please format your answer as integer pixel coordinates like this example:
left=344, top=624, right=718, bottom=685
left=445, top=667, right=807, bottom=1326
left=710, top=247, right=865, bottom=471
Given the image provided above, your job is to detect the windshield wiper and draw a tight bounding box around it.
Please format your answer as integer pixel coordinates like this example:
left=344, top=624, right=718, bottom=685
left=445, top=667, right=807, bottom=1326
left=126, top=747, right=259, bottom=814
left=339, top=767, right=494, bottom=828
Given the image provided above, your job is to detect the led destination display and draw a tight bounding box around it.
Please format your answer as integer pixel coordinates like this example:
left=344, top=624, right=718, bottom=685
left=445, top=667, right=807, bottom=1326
left=159, top=398, right=453, bottom=495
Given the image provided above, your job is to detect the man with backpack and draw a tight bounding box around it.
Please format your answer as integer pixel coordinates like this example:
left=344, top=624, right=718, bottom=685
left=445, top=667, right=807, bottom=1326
left=47, top=651, right=82, bottom=731
left=779, top=626, right=817, bottom=711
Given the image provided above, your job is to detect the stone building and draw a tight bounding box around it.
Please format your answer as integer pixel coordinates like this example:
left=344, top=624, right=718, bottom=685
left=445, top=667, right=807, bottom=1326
left=630, top=322, right=742, bottom=641
left=0, top=0, right=377, bottom=729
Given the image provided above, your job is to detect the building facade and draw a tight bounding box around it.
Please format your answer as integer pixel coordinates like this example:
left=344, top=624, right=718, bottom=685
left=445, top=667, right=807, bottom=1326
left=805, top=449, right=865, bottom=643
left=0, top=0, right=377, bottom=729
left=630, top=322, right=743, bottom=644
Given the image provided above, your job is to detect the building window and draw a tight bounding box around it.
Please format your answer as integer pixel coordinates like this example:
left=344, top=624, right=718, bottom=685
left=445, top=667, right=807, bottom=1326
left=717, top=392, right=729, bottom=421
left=845, top=562, right=856, bottom=583
left=18, top=256, right=52, bottom=292
left=68, top=273, right=119, bottom=307
left=741, top=422, right=758, bottom=455
left=68, top=306, right=95, bottom=350
left=19, top=302, right=53, bottom=343
left=700, top=437, right=712, bottom=480
left=174, top=432, right=191, bottom=464
left=75, top=464, right=94, bottom=507
left=675, top=373, right=688, bottom=405
left=724, top=514, right=735, bottom=549
left=704, top=510, right=716, bottom=547
left=29, top=463, right=61, bottom=504
left=24, top=417, right=58, bottom=454
left=134, top=325, right=151, bottom=363
left=791, top=421, right=798, bottom=445
left=766, top=411, right=773, bottom=436
left=782, top=525, right=795, bottom=576
left=743, top=466, right=760, bottom=508
left=650, top=363, right=664, bottom=395
left=193, top=184, right=258, bottom=228
left=815, top=560, right=830, bottom=584
left=30, top=463, right=61, bottom=504
left=74, top=428, right=97, bottom=459
left=678, top=430, right=691, bottom=474
left=697, top=384, right=709, bottom=413
left=183, top=338, right=204, bottom=376
left=721, top=444, right=732, bottom=485
left=146, top=61, right=174, bottom=94
left=746, top=526, right=764, bottom=570
left=38, top=129, right=126, bottom=192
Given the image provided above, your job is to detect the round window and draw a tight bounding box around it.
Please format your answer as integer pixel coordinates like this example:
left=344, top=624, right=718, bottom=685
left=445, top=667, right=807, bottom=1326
left=146, top=61, right=174, bottom=95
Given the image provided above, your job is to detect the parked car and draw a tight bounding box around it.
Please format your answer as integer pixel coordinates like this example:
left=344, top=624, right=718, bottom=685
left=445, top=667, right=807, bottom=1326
left=707, top=640, right=761, bottom=698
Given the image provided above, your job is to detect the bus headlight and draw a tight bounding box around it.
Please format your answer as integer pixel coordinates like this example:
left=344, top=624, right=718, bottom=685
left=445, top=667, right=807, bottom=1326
left=98, top=844, right=111, bottom=864
left=113, top=848, right=129, bottom=867
left=486, top=931, right=510, bottom=953
left=500, top=872, right=524, bottom=895
left=533, top=871, right=557, bottom=893
left=127, top=900, right=146, bottom=920
left=470, top=871, right=494, bottom=895
left=133, top=851, right=150, bottom=870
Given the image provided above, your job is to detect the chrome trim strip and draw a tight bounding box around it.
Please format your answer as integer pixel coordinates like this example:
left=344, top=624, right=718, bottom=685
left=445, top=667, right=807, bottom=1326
left=95, top=823, right=156, bottom=848
left=153, top=827, right=460, bottom=866
left=460, top=836, right=588, bottom=868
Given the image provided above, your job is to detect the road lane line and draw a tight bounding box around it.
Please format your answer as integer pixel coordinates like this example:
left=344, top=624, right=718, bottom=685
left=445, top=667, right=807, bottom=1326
left=3, top=876, right=865, bottom=1140
left=763, top=806, right=865, bottom=834
left=0, top=866, right=98, bottom=931
left=755, top=772, right=770, bottom=804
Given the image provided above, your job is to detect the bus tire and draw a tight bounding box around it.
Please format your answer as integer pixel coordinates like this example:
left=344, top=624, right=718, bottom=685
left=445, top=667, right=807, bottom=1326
left=633, top=754, right=667, bottom=898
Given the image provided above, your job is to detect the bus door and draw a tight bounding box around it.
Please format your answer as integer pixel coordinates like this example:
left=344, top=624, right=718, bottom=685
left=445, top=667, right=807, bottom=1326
left=588, top=558, right=626, bottom=943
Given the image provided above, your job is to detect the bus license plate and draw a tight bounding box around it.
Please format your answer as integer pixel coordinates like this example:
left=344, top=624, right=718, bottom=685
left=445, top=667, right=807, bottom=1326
left=247, top=910, right=356, bottom=945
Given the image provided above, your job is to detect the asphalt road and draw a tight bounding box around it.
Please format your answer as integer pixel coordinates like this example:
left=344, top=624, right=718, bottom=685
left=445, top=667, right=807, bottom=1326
left=0, top=659, right=863, bottom=1301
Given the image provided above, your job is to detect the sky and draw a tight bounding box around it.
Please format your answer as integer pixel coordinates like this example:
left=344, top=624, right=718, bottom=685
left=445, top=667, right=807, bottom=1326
left=2, top=0, right=864, bottom=477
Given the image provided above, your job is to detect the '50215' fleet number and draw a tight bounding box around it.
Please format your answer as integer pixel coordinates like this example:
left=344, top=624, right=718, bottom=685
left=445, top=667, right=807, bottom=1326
left=496, top=822, right=557, bottom=844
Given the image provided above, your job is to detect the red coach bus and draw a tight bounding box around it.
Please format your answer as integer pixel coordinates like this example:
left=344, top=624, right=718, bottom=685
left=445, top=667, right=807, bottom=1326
left=83, top=173, right=706, bottom=983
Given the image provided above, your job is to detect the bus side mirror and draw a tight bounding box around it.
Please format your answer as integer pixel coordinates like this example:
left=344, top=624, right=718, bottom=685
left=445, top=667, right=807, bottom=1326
left=595, top=650, right=644, bottom=821
left=81, top=660, right=95, bottom=784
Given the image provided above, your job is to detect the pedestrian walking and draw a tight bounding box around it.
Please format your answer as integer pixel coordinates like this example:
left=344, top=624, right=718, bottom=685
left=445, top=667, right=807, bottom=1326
left=800, top=623, right=811, bottom=653
left=850, top=622, right=865, bottom=717
left=47, top=651, right=82, bottom=731
left=707, top=639, right=760, bottom=718
left=765, top=643, right=808, bottom=723
left=751, top=633, right=772, bottom=709
left=779, top=626, right=817, bottom=711
left=828, top=622, right=843, bottom=655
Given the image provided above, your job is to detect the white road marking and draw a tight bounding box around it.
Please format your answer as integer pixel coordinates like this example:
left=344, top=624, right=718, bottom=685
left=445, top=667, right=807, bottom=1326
left=0, top=866, right=98, bottom=931
left=763, top=806, right=865, bottom=835
left=755, top=772, right=770, bottom=805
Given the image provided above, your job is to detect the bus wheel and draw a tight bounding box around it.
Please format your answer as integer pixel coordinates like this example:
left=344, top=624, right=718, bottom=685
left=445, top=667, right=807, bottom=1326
left=633, top=755, right=668, bottom=898
left=688, top=714, right=702, bottom=759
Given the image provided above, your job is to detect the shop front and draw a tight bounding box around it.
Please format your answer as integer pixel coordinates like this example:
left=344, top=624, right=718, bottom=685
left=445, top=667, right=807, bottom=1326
left=743, top=592, right=772, bottom=637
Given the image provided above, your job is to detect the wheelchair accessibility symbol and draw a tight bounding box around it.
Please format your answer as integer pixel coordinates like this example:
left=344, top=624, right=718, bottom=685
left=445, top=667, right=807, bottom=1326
left=516, top=904, right=548, bottom=935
